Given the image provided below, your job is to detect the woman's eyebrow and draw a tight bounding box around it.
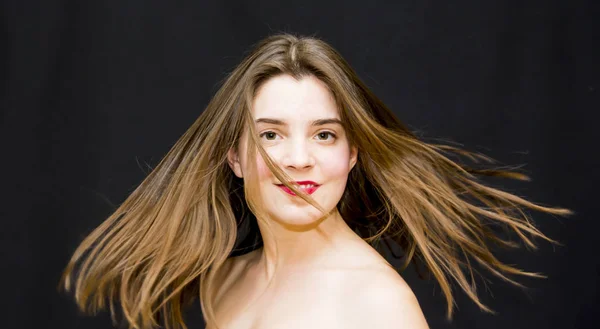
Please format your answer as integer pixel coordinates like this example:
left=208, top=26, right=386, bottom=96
left=255, top=118, right=343, bottom=126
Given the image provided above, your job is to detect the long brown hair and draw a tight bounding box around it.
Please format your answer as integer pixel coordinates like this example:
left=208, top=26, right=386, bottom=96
left=59, top=33, right=572, bottom=329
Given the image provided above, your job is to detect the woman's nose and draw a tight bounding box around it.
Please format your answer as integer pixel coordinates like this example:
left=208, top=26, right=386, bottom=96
left=280, top=138, right=315, bottom=169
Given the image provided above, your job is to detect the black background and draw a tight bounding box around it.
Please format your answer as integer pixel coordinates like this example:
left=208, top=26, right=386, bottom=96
left=1, top=1, right=598, bottom=328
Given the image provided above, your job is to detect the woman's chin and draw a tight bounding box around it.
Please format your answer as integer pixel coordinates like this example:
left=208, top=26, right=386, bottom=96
left=269, top=207, right=332, bottom=229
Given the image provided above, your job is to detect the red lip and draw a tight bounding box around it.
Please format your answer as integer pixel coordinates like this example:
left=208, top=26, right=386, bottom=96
left=275, top=181, right=320, bottom=196
left=293, top=180, right=319, bottom=185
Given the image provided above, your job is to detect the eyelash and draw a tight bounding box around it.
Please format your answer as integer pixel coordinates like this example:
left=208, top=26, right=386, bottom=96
left=259, top=130, right=337, bottom=142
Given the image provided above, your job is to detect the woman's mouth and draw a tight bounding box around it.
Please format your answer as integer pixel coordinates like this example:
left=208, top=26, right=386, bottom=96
left=275, top=181, right=320, bottom=196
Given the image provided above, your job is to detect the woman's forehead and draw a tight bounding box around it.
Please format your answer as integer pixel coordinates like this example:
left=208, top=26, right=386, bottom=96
left=252, top=74, right=339, bottom=121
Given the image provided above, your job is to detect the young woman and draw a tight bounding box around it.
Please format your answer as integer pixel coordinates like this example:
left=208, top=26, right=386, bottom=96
left=59, top=33, right=571, bottom=329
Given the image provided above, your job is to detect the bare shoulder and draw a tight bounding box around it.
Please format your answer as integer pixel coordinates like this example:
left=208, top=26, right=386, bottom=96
left=347, top=266, right=430, bottom=329
left=212, top=249, right=258, bottom=306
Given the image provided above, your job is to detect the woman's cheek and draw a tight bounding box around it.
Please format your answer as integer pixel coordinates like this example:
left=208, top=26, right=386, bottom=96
left=320, top=149, right=351, bottom=176
left=256, top=152, right=274, bottom=180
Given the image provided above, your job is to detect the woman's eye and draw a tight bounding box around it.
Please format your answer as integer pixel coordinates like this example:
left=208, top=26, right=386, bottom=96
left=259, top=131, right=279, bottom=141
left=316, top=132, right=336, bottom=141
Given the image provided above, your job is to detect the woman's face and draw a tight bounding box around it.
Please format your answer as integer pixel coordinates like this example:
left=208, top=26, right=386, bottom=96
left=228, top=74, right=357, bottom=227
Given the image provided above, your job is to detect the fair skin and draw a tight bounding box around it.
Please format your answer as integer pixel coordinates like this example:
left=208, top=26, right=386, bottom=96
left=217, top=74, right=429, bottom=329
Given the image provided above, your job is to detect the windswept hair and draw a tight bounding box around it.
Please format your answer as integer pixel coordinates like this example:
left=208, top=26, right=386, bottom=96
left=59, top=33, right=572, bottom=329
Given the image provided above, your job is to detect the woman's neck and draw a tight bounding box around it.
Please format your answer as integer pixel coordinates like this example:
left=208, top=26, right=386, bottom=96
left=254, top=209, right=363, bottom=281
